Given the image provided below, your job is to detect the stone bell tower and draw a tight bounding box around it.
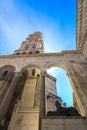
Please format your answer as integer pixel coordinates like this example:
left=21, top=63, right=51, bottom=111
left=14, top=32, right=44, bottom=55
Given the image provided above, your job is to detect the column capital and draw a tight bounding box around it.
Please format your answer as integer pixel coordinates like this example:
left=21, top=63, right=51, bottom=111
left=41, top=70, right=46, bottom=76
left=13, top=71, right=22, bottom=77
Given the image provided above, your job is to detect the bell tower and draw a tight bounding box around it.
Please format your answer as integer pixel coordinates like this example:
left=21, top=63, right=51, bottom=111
left=7, top=32, right=44, bottom=130
left=14, top=32, right=44, bottom=55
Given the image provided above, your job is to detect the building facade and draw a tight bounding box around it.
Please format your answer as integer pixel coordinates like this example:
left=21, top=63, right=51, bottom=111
left=0, top=0, right=87, bottom=129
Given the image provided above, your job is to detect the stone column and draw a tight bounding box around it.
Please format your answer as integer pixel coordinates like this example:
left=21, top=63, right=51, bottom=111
left=39, top=72, right=46, bottom=117
left=39, top=72, right=46, bottom=130
left=0, top=72, right=21, bottom=122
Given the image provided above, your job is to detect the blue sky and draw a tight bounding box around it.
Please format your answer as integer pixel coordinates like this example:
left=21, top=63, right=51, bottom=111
left=47, top=67, right=73, bottom=107
left=0, top=0, right=77, bottom=106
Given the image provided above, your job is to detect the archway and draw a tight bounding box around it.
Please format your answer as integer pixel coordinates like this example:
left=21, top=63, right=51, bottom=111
left=0, top=65, right=15, bottom=103
left=46, top=66, right=81, bottom=116
left=0, top=65, right=16, bottom=129
left=47, top=67, right=73, bottom=107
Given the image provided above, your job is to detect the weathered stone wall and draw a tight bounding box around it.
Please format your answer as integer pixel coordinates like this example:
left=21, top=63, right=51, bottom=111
left=0, top=50, right=87, bottom=117
left=76, top=0, right=87, bottom=50
left=0, top=49, right=87, bottom=130
left=45, top=74, right=56, bottom=96
left=41, top=117, right=87, bottom=130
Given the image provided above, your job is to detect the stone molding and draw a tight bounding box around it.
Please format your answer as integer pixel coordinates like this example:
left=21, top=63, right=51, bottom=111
left=0, top=50, right=81, bottom=58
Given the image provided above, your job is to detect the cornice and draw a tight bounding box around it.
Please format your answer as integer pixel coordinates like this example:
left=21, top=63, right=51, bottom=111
left=45, top=73, right=56, bottom=81
left=0, top=50, right=81, bottom=59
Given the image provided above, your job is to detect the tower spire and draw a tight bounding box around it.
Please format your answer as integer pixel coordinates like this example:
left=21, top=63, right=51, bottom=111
left=14, top=32, right=44, bottom=55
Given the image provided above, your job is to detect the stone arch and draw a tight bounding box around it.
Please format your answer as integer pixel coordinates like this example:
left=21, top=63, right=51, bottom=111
left=0, top=65, right=15, bottom=79
left=16, top=52, right=20, bottom=55
left=0, top=65, right=16, bottom=97
left=46, top=62, right=68, bottom=73
left=0, top=65, right=15, bottom=90
left=0, top=64, right=15, bottom=70
left=0, top=65, right=15, bottom=69
left=47, top=66, right=73, bottom=107
left=28, top=51, right=33, bottom=54
left=35, top=51, right=40, bottom=54
left=22, top=52, right=26, bottom=55
left=45, top=62, right=86, bottom=116
left=0, top=65, right=16, bottom=122
left=20, top=64, right=42, bottom=73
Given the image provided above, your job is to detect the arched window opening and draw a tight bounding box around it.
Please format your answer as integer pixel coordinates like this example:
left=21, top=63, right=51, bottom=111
left=32, top=44, right=36, bottom=48
left=16, top=53, right=20, bottom=55
left=22, top=52, right=26, bottom=55
left=0, top=66, right=15, bottom=80
left=25, top=45, right=29, bottom=49
left=35, top=51, right=40, bottom=54
left=32, top=69, right=35, bottom=76
left=46, top=67, right=80, bottom=116
left=3, top=70, right=8, bottom=78
left=29, top=51, right=33, bottom=54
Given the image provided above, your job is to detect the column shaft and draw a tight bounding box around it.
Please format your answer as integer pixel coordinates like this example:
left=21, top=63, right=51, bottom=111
left=0, top=72, right=20, bottom=122
left=39, top=72, right=46, bottom=130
